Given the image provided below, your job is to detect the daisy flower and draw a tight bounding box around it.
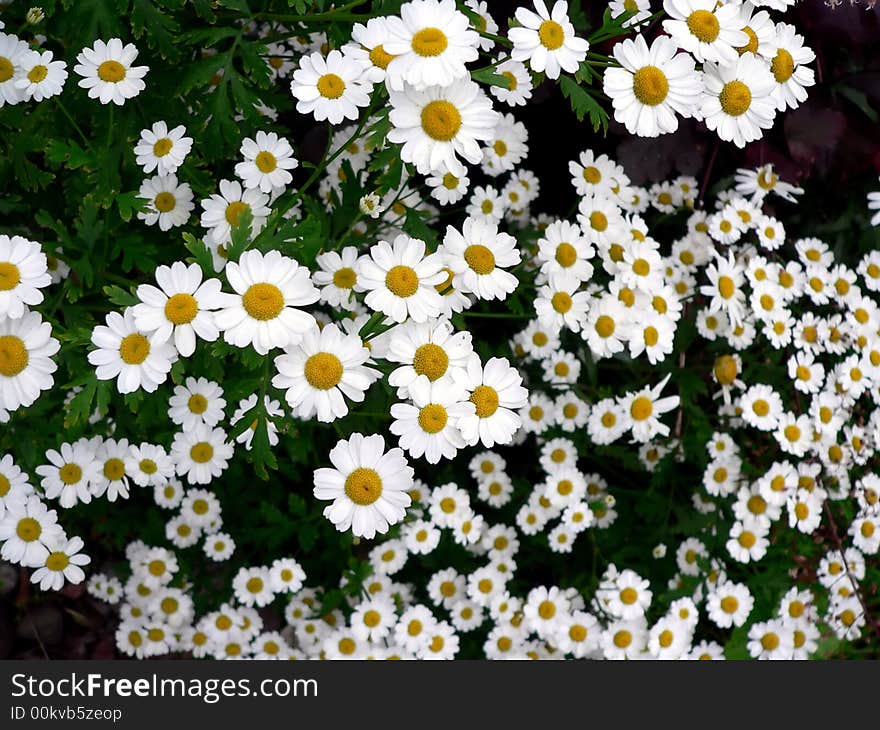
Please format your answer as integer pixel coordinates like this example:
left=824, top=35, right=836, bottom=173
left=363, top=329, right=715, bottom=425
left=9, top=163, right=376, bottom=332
left=582, top=295, right=630, bottom=359
left=312, top=432, right=414, bottom=539
left=214, top=249, right=319, bottom=355
left=769, top=22, right=815, bottom=112
left=535, top=220, right=594, bottom=282
left=133, top=261, right=224, bottom=357
left=133, top=121, right=193, bottom=176
left=387, top=78, right=499, bottom=176
left=700, top=252, right=748, bottom=327
left=620, top=373, right=681, bottom=442
left=609, top=0, right=652, bottom=27
left=272, top=322, right=379, bottom=422
left=383, top=0, right=479, bottom=90
left=603, top=34, right=702, bottom=138
left=508, top=1, right=589, bottom=80
left=0, top=310, right=59, bottom=414
left=489, top=57, right=533, bottom=107
left=30, top=535, right=91, bottom=592
left=137, top=174, right=194, bottom=231
left=426, top=169, right=471, bottom=205
left=171, top=424, right=234, bottom=485
left=701, top=52, right=777, bottom=149
left=390, top=375, right=475, bottom=463
left=74, top=38, right=149, bottom=105
left=235, top=131, right=299, bottom=193
left=15, top=48, right=67, bottom=102
left=290, top=49, right=372, bottom=125
left=88, top=309, right=176, bottom=394
left=386, top=318, right=474, bottom=396
left=359, top=234, right=446, bottom=323
left=453, top=354, right=529, bottom=448
left=125, top=443, right=174, bottom=488
left=312, top=246, right=364, bottom=308
left=0, top=32, right=30, bottom=106
left=440, top=217, right=521, bottom=301
left=533, top=271, right=590, bottom=332
left=0, top=234, right=51, bottom=319
left=347, top=17, right=397, bottom=83
left=662, top=0, right=747, bottom=65
left=92, top=438, right=133, bottom=502
left=466, top=184, right=505, bottom=223
left=168, top=377, right=226, bottom=429
left=36, top=440, right=101, bottom=509
left=199, top=179, right=270, bottom=248
left=0, top=495, right=64, bottom=568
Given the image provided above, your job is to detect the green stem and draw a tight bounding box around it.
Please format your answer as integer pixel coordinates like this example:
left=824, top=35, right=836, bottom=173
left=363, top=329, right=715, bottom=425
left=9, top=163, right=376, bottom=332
left=56, top=98, right=90, bottom=147
left=479, top=30, right=512, bottom=48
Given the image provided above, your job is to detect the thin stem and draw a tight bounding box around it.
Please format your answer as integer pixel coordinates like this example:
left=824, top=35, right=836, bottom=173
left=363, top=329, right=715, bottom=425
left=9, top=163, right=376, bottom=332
left=56, top=98, right=90, bottom=147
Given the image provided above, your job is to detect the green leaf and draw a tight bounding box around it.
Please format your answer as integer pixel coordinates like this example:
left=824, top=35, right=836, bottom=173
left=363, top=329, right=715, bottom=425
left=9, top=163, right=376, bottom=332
left=103, top=284, right=139, bottom=307
left=183, top=232, right=217, bottom=275
left=226, top=207, right=254, bottom=263
left=558, top=75, right=609, bottom=133
left=470, top=66, right=511, bottom=89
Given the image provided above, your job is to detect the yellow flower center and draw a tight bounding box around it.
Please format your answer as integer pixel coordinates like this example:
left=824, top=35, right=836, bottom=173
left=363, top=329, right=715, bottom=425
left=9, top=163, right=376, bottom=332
left=97, top=60, right=126, bottom=82
left=46, top=551, right=70, bottom=571
left=493, top=139, right=508, bottom=157
left=104, top=458, right=125, bottom=481
left=224, top=200, right=250, bottom=226
left=630, top=396, right=653, bottom=421
left=344, top=467, right=383, bottom=505
left=760, top=633, right=779, bottom=651
left=385, top=265, right=419, bottom=297
left=420, top=100, right=462, bottom=142
left=304, top=352, right=344, bottom=390
left=153, top=138, right=173, bottom=157
left=470, top=385, right=499, bottom=418
left=316, top=73, right=346, bottom=99
left=154, top=191, right=176, bottom=212
left=751, top=399, right=769, bottom=417
left=464, top=244, right=496, bottom=275
left=139, top=459, right=157, bottom=475
left=538, top=20, right=565, bottom=50
left=190, top=442, right=214, bottom=464
left=613, top=630, right=632, bottom=649
left=595, top=315, right=615, bottom=338
left=369, top=44, right=395, bottom=69
left=552, top=292, right=572, bottom=313
left=771, top=49, right=795, bottom=83
left=501, top=70, right=518, bottom=90
left=538, top=600, right=556, bottom=619
left=411, top=27, right=448, bottom=56
left=717, top=275, right=735, bottom=299
left=719, top=80, right=752, bottom=117
left=119, top=333, right=150, bottom=365
left=686, top=10, right=720, bottom=42
left=188, top=393, right=208, bottom=414
left=589, top=211, right=608, bottom=232
left=333, top=267, right=357, bottom=289
left=736, top=27, right=759, bottom=55
left=0, top=261, right=21, bottom=291
left=164, top=293, right=199, bottom=325
left=0, top=56, right=15, bottom=82
left=413, top=343, right=448, bottom=381
left=632, top=66, right=669, bottom=106
left=555, top=242, right=577, bottom=267
left=255, top=150, right=277, bottom=173
left=16, top=517, right=41, bottom=542
left=242, top=282, right=285, bottom=320
left=643, top=326, right=659, bottom=347
left=442, top=172, right=459, bottom=190
left=0, top=335, right=28, bottom=377
left=27, top=64, right=48, bottom=83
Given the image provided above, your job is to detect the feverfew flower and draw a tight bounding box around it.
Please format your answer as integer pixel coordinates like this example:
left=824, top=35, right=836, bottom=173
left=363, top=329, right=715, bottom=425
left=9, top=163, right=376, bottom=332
left=133, top=121, right=193, bottom=176
left=508, top=1, right=589, bottom=80
left=74, top=38, right=148, bottom=105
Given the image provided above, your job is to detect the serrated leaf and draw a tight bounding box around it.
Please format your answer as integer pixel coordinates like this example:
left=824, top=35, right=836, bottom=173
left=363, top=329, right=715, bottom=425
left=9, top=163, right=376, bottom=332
left=103, top=284, right=139, bottom=307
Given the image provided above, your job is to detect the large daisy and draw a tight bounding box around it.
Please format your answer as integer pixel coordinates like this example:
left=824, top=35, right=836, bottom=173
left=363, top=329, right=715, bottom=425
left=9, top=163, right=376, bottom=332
left=453, top=354, right=528, bottom=447
left=0, top=310, right=59, bottom=414
left=290, top=49, right=372, bottom=125
left=313, top=433, right=414, bottom=539
left=73, top=38, right=149, bottom=105
left=388, top=78, right=498, bottom=176
left=662, top=0, right=748, bottom=65
left=383, top=0, right=479, bottom=90
left=603, top=34, right=702, bottom=138
left=272, top=322, right=380, bottom=422
left=440, top=217, right=521, bottom=301
left=36, top=440, right=101, bottom=509
left=0, top=32, right=30, bottom=107
left=386, top=318, right=474, bottom=397
left=214, top=249, right=319, bottom=355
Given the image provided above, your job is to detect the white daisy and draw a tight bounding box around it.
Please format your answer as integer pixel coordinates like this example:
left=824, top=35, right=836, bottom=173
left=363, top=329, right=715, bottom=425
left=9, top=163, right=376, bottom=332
left=199, top=179, right=270, bottom=248
left=312, top=246, right=364, bottom=308
left=30, top=535, right=90, bottom=592
left=36, top=441, right=101, bottom=509
left=440, top=217, right=520, bottom=301
left=290, top=49, right=372, bottom=125
left=0, top=32, right=29, bottom=106
left=171, top=424, right=234, bottom=485
left=0, top=495, right=64, bottom=568
left=235, top=131, right=298, bottom=193
left=0, top=234, right=51, bottom=319
left=386, top=318, right=474, bottom=397
left=0, top=310, right=59, bottom=414
left=620, top=373, right=681, bottom=442
left=168, top=376, right=226, bottom=429
left=272, top=322, right=379, bottom=422
left=88, top=308, right=176, bottom=394
left=489, top=57, right=533, bottom=107
left=214, top=249, right=319, bottom=355
left=313, top=432, right=414, bottom=539
left=508, top=0, right=589, bottom=80
left=769, top=22, right=815, bottom=112
left=133, top=121, right=193, bottom=176
left=15, top=48, right=68, bottom=102
left=73, top=37, right=149, bottom=105
left=125, top=443, right=174, bottom=488
left=662, top=0, right=747, bottom=65
left=92, top=438, right=132, bottom=502
left=453, top=354, right=529, bottom=447
left=137, top=174, right=194, bottom=231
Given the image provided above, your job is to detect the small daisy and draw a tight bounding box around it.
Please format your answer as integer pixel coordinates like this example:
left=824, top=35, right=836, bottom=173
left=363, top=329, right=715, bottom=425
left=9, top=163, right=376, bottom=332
left=387, top=78, right=499, bottom=176
left=133, top=261, right=225, bottom=357
left=312, top=246, right=364, bottom=308
left=426, top=169, right=471, bottom=205
left=15, top=48, right=67, bottom=102
left=489, top=57, right=533, bottom=107
left=620, top=374, right=681, bottom=442
left=92, top=438, right=132, bottom=502
left=453, top=354, right=529, bottom=448
left=74, top=38, right=149, bottom=105
left=0, top=310, right=59, bottom=414
left=168, top=376, right=226, bottom=429
left=508, top=0, right=589, bottom=80
left=383, top=0, right=479, bottom=90
left=125, top=443, right=174, bottom=488
left=215, top=249, right=319, bottom=355
left=603, top=34, right=702, bottom=138
left=233, top=566, right=274, bottom=608
left=137, top=174, right=194, bottom=231
left=204, top=531, right=235, bottom=561
left=359, top=234, right=446, bottom=323
left=441, top=217, right=521, bottom=301
left=199, top=179, right=270, bottom=248
left=534, top=271, right=590, bottom=333
left=36, top=441, right=101, bottom=509
left=290, top=49, right=372, bottom=125
left=0, top=495, right=64, bottom=568
left=88, top=309, right=176, bottom=394
left=389, top=375, right=475, bottom=463
left=30, top=535, right=91, bottom=591
left=312, top=432, right=414, bottom=539
left=386, top=318, right=474, bottom=397
left=133, top=121, right=192, bottom=176
left=273, top=322, right=379, bottom=422
left=347, top=17, right=397, bottom=83
left=769, top=22, right=815, bottom=112
left=235, top=131, right=298, bottom=193
left=662, top=0, right=747, bottom=65
left=170, top=424, right=235, bottom=485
